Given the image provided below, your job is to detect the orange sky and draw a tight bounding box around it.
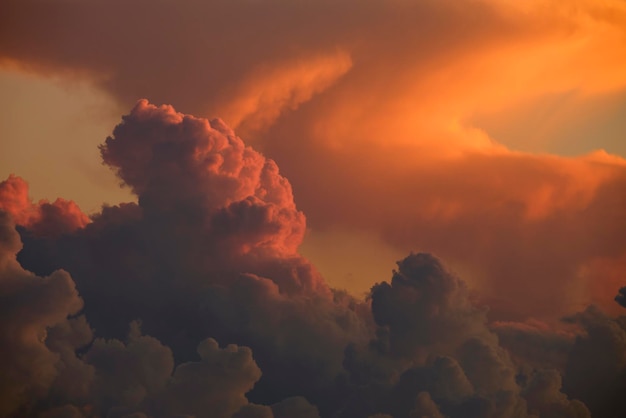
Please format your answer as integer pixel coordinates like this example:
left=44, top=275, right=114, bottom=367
left=1, top=0, right=626, bottom=321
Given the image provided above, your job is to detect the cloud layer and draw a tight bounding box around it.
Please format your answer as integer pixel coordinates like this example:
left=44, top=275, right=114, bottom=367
left=2, top=0, right=625, bottom=321
left=2, top=1, right=626, bottom=415
left=1, top=101, right=625, bottom=417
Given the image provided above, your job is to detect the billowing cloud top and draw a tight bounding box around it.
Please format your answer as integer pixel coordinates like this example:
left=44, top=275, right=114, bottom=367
left=100, top=100, right=306, bottom=259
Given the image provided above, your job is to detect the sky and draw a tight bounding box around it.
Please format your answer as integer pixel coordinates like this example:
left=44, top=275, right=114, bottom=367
left=0, top=0, right=625, bottom=417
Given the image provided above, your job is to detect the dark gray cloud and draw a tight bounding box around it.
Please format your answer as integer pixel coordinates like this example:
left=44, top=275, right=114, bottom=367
left=616, top=286, right=626, bottom=308
left=342, top=253, right=592, bottom=418
left=562, top=306, right=626, bottom=418
left=491, top=320, right=574, bottom=372
left=1, top=101, right=622, bottom=418
left=0, top=212, right=85, bottom=417
left=2, top=101, right=370, bottom=416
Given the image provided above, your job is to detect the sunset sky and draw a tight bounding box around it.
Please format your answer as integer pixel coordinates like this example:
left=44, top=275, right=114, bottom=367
left=1, top=1, right=625, bottom=417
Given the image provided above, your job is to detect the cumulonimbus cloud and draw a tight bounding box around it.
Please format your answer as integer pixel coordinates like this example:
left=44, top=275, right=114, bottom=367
left=2, top=101, right=625, bottom=417
left=2, top=0, right=626, bottom=321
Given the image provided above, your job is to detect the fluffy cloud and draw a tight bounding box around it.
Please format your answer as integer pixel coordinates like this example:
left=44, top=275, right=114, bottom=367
left=616, top=286, right=626, bottom=308
left=0, top=204, right=330, bottom=417
left=343, top=255, right=518, bottom=417
left=523, top=369, right=590, bottom=418
left=84, top=321, right=174, bottom=411
left=0, top=212, right=85, bottom=416
left=159, top=338, right=260, bottom=418
left=99, top=100, right=307, bottom=262
left=0, top=175, right=89, bottom=237
left=280, top=140, right=626, bottom=320
left=370, top=254, right=488, bottom=359
left=491, top=320, right=574, bottom=372
left=562, top=306, right=626, bottom=418
left=344, top=253, right=591, bottom=418
left=3, top=102, right=371, bottom=416
left=2, top=0, right=626, bottom=321
left=1, top=101, right=623, bottom=418
left=4, top=0, right=626, bottom=415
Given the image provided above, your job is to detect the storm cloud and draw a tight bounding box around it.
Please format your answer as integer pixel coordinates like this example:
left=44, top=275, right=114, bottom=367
left=2, top=0, right=626, bottom=321
left=2, top=101, right=623, bottom=417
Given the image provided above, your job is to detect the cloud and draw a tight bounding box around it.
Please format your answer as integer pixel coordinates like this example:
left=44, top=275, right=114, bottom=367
left=0, top=175, right=89, bottom=237
left=234, top=396, right=320, bottom=418
left=213, top=50, right=353, bottom=134
left=491, top=320, right=574, bottom=372
left=369, top=253, right=488, bottom=359
left=1, top=100, right=622, bottom=418
left=2, top=0, right=626, bottom=323
left=562, top=306, right=626, bottom=418
left=0, top=205, right=329, bottom=417
left=0, top=212, right=85, bottom=416
left=270, top=396, right=321, bottom=418
left=523, top=369, right=590, bottom=418
left=99, top=99, right=307, bottom=261
left=3, top=0, right=626, bottom=414
left=344, top=253, right=590, bottom=418
left=160, top=338, right=261, bottom=418
left=615, top=286, right=626, bottom=308
left=280, top=143, right=626, bottom=320
left=84, top=321, right=174, bottom=411
left=3, top=101, right=371, bottom=416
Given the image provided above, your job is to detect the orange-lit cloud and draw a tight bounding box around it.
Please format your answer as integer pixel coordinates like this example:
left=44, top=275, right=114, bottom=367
left=286, top=144, right=626, bottom=320
left=2, top=1, right=626, bottom=415
left=2, top=0, right=624, bottom=320
left=0, top=175, right=89, bottom=237
left=1, top=100, right=626, bottom=418
left=213, top=51, right=352, bottom=134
